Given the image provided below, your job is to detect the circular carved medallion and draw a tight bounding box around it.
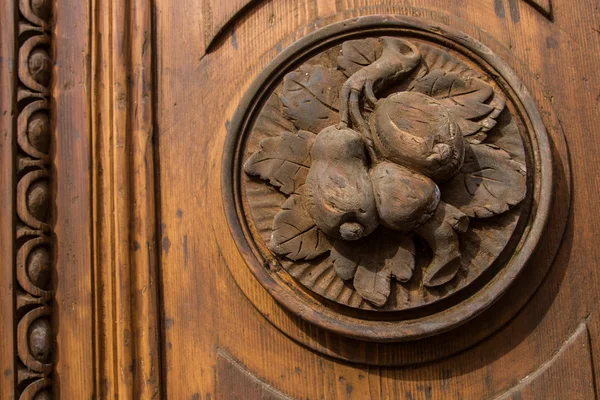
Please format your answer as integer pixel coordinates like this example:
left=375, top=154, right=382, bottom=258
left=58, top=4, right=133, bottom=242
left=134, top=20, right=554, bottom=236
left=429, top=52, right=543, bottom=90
left=223, top=16, right=552, bottom=342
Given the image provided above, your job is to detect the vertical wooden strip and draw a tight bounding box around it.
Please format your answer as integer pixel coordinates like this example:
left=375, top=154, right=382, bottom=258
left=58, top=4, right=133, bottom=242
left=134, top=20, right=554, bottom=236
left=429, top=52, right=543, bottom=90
left=91, top=0, right=117, bottom=396
left=92, top=0, right=162, bottom=397
left=110, top=0, right=135, bottom=395
left=129, top=0, right=162, bottom=397
left=0, top=1, right=16, bottom=398
left=14, top=0, right=55, bottom=398
left=53, top=0, right=94, bottom=397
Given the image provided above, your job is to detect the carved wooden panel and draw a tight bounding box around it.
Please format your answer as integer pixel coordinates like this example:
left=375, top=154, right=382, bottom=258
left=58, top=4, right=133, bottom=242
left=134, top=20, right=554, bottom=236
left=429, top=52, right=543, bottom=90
left=223, top=16, right=554, bottom=344
left=155, top=0, right=600, bottom=398
left=1, top=0, right=599, bottom=398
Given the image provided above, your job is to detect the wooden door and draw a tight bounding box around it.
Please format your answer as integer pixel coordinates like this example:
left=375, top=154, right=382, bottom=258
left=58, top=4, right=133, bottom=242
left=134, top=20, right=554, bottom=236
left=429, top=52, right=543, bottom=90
left=2, top=0, right=599, bottom=399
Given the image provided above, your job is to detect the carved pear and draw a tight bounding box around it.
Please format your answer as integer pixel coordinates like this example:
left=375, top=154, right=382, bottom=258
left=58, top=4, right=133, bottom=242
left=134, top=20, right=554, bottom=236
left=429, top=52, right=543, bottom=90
left=370, top=162, right=440, bottom=232
left=371, top=91, right=465, bottom=183
left=304, top=126, right=378, bottom=241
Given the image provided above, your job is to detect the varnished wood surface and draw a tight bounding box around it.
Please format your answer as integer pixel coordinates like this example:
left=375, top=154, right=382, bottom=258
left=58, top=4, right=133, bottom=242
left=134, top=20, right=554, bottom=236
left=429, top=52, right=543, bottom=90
left=91, top=0, right=162, bottom=397
left=217, top=349, right=292, bottom=399
left=496, top=323, right=596, bottom=399
left=202, top=0, right=554, bottom=52
left=155, top=0, right=599, bottom=399
left=53, top=0, right=94, bottom=397
left=0, top=1, right=17, bottom=398
left=203, top=0, right=258, bottom=50
left=10, top=0, right=593, bottom=398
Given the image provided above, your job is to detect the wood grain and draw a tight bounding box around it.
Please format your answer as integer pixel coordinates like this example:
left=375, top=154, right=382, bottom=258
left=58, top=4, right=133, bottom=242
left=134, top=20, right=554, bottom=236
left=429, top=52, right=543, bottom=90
left=495, top=323, right=596, bottom=399
left=217, top=349, right=292, bottom=399
left=91, top=0, right=162, bottom=397
left=203, top=0, right=256, bottom=50
left=0, top=1, right=17, bottom=398
left=53, top=0, right=94, bottom=396
left=31, top=0, right=600, bottom=398
left=524, top=0, right=553, bottom=18
left=202, top=0, right=555, bottom=52
left=156, top=0, right=599, bottom=398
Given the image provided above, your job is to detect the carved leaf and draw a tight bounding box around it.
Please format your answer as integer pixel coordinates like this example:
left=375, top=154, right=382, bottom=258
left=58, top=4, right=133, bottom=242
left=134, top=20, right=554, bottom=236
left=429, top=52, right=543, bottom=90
left=409, top=69, right=505, bottom=142
left=417, top=44, right=478, bottom=79
left=354, top=263, right=391, bottom=308
left=385, top=237, right=417, bottom=283
left=331, top=228, right=415, bottom=307
left=441, top=144, right=527, bottom=218
left=280, top=64, right=346, bottom=133
left=269, top=187, right=331, bottom=261
left=243, top=130, right=316, bottom=195
left=337, top=38, right=384, bottom=77
left=484, top=109, right=526, bottom=165
left=252, top=92, right=296, bottom=137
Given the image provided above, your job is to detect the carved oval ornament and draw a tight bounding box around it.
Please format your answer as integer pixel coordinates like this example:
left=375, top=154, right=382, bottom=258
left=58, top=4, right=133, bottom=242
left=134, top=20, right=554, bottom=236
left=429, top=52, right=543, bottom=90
left=223, top=16, right=552, bottom=341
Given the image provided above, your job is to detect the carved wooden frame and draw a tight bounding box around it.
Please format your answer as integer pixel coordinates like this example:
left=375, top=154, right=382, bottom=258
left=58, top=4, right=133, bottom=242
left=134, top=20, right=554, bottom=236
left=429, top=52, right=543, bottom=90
left=0, top=0, right=163, bottom=398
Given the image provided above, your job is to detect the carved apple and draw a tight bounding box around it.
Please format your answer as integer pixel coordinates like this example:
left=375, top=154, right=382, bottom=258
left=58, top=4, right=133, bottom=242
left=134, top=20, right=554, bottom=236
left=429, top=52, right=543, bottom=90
left=370, top=91, right=465, bottom=182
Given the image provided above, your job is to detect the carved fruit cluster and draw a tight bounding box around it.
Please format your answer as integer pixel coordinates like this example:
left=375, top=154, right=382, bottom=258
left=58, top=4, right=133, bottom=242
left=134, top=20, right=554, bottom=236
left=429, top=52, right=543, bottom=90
left=244, top=37, right=526, bottom=307
left=304, top=124, right=444, bottom=243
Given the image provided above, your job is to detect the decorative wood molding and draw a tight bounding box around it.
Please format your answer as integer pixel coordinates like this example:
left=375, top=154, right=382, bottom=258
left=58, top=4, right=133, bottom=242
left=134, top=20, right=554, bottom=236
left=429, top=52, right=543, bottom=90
left=0, top=0, right=57, bottom=398
left=91, top=0, right=162, bottom=397
left=0, top=1, right=18, bottom=398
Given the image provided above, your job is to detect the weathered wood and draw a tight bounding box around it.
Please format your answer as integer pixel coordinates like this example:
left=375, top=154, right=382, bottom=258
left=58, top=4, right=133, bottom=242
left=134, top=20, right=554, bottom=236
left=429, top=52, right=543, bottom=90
left=226, top=17, right=545, bottom=339
left=202, top=0, right=257, bottom=50
left=91, top=0, right=162, bottom=397
left=496, top=323, right=596, bottom=399
left=201, top=0, right=555, bottom=52
left=0, top=1, right=17, bottom=398
left=524, top=0, right=553, bottom=19
left=156, top=0, right=598, bottom=398
left=53, top=0, right=94, bottom=396
left=216, top=350, right=293, bottom=400
left=14, top=0, right=596, bottom=398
